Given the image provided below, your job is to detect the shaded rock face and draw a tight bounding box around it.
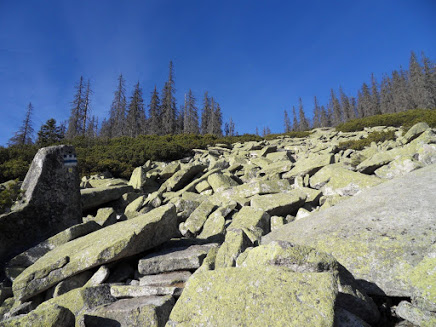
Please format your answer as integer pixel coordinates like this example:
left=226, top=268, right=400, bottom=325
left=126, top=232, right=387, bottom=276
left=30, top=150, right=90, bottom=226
left=0, top=145, right=81, bottom=265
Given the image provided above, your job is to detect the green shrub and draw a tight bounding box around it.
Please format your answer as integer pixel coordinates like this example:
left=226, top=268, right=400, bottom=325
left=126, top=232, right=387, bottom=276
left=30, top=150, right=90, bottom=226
left=336, top=108, right=436, bottom=132
left=338, top=130, right=396, bottom=151
left=0, top=179, right=22, bottom=214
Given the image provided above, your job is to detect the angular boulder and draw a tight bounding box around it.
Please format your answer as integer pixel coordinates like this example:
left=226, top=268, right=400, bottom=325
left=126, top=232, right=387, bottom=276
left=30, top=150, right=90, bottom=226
left=167, top=266, right=337, bottom=326
left=0, top=145, right=82, bottom=264
left=81, top=185, right=133, bottom=211
left=263, top=164, right=436, bottom=299
left=13, top=204, right=178, bottom=301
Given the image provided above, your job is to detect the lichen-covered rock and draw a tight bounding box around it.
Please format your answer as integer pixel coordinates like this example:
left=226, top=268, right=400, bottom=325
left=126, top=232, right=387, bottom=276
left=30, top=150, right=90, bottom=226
left=13, top=204, right=178, bottom=301
left=6, top=221, right=101, bottom=271
left=227, top=206, right=270, bottom=236
left=0, top=145, right=82, bottom=264
left=139, top=271, right=191, bottom=287
left=402, top=122, right=429, bottom=144
left=110, top=285, right=181, bottom=298
left=310, top=164, right=382, bottom=196
left=167, top=266, right=337, bottom=326
left=396, top=301, right=436, bottom=327
left=92, top=207, right=118, bottom=227
left=250, top=192, right=306, bottom=216
left=180, top=200, right=217, bottom=235
left=81, top=185, right=134, bottom=211
left=214, top=229, right=253, bottom=268
left=263, top=164, right=436, bottom=299
left=283, top=153, right=334, bottom=179
left=160, top=164, right=206, bottom=192
left=138, top=242, right=218, bottom=275
left=374, top=155, right=423, bottom=179
left=78, top=295, right=174, bottom=327
left=0, top=304, right=74, bottom=327
left=207, top=173, right=238, bottom=192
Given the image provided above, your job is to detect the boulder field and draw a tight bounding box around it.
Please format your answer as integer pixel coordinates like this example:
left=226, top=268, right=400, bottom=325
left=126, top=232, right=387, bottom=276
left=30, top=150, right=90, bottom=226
left=0, top=123, right=435, bottom=326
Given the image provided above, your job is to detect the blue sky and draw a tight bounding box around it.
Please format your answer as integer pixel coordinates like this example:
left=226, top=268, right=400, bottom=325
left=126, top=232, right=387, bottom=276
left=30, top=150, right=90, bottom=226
left=0, top=0, right=435, bottom=145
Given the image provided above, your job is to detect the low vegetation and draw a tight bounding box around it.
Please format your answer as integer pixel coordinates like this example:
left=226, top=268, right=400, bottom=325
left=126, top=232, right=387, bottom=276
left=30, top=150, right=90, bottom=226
left=336, top=108, right=436, bottom=132
left=337, top=130, right=397, bottom=152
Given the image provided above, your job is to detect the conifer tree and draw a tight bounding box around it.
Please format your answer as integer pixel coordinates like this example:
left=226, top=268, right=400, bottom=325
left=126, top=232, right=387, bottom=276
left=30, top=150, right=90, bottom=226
left=9, top=102, right=34, bottom=146
left=329, top=89, right=342, bottom=125
left=148, top=86, right=161, bottom=135
left=109, top=74, right=127, bottom=138
left=339, top=87, right=353, bottom=121
left=284, top=109, right=291, bottom=132
left=320, top=105, right=328, bottom=127
left=126, top=82, right=146, bottom=137
left=200, top=92, right=211, bottom=135
left=161, top=61, right=176, bottom=134
left=380, top=74, right=394, bottom=114
left=66, top=76, right=85, bottom=139
left=312, top=96, right=321, bottom=128
left=298, top=98, right=309, bottom=131
left=86, top=116, right=98, bottom=138
left=370, top=74, right=381, bottom=115
left=292, top=106, right=298, bottom=131
left=211, top=102, right=223, bottom=136
left=359, top=83, right=373, bottom=117
left=421, top=52, right=436, bottom=108
left=408, top=51, right=427, bottom=108
left=81, top=79, right=92, bottom=135
left=185, top=89, right=199, bottom=134
left=36, top=118, right=64, bottom=146
left=227, top=117, right=235, bottom=136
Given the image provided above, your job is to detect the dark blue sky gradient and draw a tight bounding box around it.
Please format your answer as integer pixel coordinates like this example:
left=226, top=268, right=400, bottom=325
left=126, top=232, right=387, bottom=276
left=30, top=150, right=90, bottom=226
left=0, top=0, right=435, bottom=145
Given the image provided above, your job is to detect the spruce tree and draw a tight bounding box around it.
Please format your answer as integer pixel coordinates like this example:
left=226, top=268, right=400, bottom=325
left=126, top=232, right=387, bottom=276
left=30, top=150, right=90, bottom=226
left=211, top=102, right=223, bottom=136
left=148, top=86, right=161, bottom=135
left=298, top=98, right=309, bottom=131
left=329, top=89, right=342, bottom=125
left=284, top=109, right=291, bottom=132
left=320, top=105, right=328, bottom=127
left=421, top=52, right=436, bottom=108
left=339, top=87, right=353, bottom=121
left=312, top=96, right=321, bottom=128
left=66, top=76, right=85, bottom=139
left=36, top=118, right=64, bottom=146
left=109, top=74, right=127, bottom=138
left=292, top=106, right=298, bottom=131
left=408, top=51, right=427, bottom=108
left=227, top=117, right=235, bottom=136
left=126, top=82, right=146, bottom=137
left=9, top=102, right=35, bottom=146
left=380, top=74, right=394, bottom=114
left=161, top=61, right=176, bottom=135
left=81, top=79, right=92, bottom=135
left=201, top=92, right=211, bottom=135
left=370, top=74, right=381, bottom=115
left=183, top=90, right=199, bottom=134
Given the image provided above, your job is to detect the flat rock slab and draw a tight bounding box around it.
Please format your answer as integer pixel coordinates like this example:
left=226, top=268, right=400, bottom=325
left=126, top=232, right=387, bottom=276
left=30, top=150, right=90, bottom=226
left=110, top=285, right=182, bottom=298
left=79, top=295, right=174, bottom=327
left=139, top=271, right=192, bottom=287
left=138, top=243, right=218, bottom=275
left=81, top=185, right=134, bottom=211
left=167, top=266, right=337, bottom=326
left=13, top=204, right=178, bottom=301
left=0, top=304, right=74, bottom=327
left=263, top=164, right=436, bottom=298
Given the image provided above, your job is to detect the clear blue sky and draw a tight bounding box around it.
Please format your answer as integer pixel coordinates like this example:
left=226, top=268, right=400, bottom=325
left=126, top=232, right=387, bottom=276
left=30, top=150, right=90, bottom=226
left=0, top=0, right=435, bottom=145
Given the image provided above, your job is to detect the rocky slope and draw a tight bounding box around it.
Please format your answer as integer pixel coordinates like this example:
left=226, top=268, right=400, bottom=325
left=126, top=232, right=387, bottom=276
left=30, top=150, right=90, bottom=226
left=0, top=123, right=435, bottom=326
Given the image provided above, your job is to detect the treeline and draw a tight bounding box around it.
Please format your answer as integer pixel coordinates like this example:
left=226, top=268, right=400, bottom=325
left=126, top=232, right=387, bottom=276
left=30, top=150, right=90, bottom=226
left=283, top=51, right=436, bottom=132
left=7, top=61, right=235, bottom=149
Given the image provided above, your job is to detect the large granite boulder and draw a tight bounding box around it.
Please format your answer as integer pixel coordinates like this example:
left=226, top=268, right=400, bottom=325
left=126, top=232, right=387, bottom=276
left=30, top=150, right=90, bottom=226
left=81, top=185, right=133, bottom=211
left=13, top=204, right=178, bottom=301
left=0, top=145, right=82, bottom=265
left=167, top=266, right=337, bottom=326
left=263, top=164, right=436, bottom=301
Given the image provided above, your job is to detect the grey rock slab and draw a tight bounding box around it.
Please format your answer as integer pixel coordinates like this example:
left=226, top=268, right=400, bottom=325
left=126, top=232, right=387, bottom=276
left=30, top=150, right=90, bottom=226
left=180, top=200, right=217, bottom=235
left=167, top=266, right=337, bottom=327
left=0, top=304, right=75, bottom=327
left=81, top=185, right=134, bottom=211
left=0, top=145, right=82, bottom=264
left=78, top=295, right=174, bottom=327
left=6, top=221, right=101, bottom=270
left=110, top=285, right=181, bottom=298
left=139, top=271, right=191, bottom=287
left=250, top=191, right=306, bottom=216
left=12, top=204, right=178, bottom=301
left=263, top=164, right=436, bottom=298
left=396, top=301, right=436, bottom=327
left=138, top=242, right=218, bottom=275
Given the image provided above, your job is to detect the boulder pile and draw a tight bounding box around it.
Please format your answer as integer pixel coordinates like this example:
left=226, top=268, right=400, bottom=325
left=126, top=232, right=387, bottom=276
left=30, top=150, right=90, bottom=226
left=0, top=123, right=435, bottom=326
